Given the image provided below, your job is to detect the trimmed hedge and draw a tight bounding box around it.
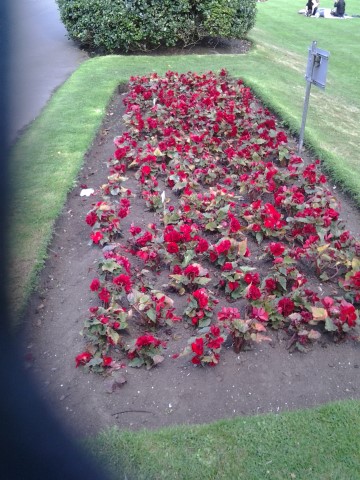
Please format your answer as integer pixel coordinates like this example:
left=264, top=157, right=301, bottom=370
left=56, top=0, right=257, bottom=53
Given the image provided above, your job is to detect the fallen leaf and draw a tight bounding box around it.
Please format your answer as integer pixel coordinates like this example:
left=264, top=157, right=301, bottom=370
left=80, top=188, right=95, bottom=197
left=104, top=373, right=127, bottom=394
left=152, top=355, right=164, bottom=365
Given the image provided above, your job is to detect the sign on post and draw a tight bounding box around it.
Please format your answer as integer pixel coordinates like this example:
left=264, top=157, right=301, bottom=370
left=305, top=45, right=330, bottom=89
left=298, top=41, right=330, bottom=154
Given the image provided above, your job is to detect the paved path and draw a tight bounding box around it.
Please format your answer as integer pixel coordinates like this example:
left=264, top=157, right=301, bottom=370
left=9, top=0, right=88, bottom=144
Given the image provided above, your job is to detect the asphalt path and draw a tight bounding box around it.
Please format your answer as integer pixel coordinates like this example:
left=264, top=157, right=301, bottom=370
left=9, top=0, right=88, bottom=144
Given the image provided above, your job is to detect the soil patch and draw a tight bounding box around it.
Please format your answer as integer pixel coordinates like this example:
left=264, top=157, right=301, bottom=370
left=24, top=88, right=360, bottom=438
left=90, top=37, right=252, bottom=57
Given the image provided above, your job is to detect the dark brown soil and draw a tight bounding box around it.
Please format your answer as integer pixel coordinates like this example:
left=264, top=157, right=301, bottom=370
left=23, top=88, right=360, bottom=440
left=90, top=37, right=252, bottom=57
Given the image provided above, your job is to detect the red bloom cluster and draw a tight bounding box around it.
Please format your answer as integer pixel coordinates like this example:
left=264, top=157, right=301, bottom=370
left=190, top=325, right=224, bottom=366
left=113, top=274, right=132, bottom=294
left=135, top=334, right=162, bottom=348
left=75, top=351, right=92, bottom=368
left=79, top=69, right=359, bottom=373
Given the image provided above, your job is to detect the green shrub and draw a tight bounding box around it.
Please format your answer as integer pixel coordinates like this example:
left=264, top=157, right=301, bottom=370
left=197, top=0, right=257, bottom=39
left=56, top=0, right=257, bottom=53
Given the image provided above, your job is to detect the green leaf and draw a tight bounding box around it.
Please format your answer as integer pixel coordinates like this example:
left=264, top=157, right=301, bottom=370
left=101, top=259, right=119, bottom=272
left=311, top=307, right=328, bottom=322
left=146, top=309, right=156, bottom=322
left=108, top=329, right=120, bottom=345
left=320, top=272, right=329, bottom=282
left=325, top=317, right=338, bottom=332
left=199, top=317, right=212, bottom=328
left=128, top=357, right=144, bottom=368
left=139, top=294, right=150, bottom=304
left=237, top=238, right=248, bottom=257
left=278, top=276, right=287, bottom=291
left=308, top=329, right=321, bottom=341
left=169, top=274, right=184, bottom=282
left=205, top=221, right=217, bottom=231
left=182, top=251, right=195, bottom=267
left=87, top=357, right=103, bottom=367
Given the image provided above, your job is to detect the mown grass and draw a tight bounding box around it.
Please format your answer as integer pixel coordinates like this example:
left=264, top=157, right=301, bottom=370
left=86, top=399, right=360, bottom=480
left=247, top=0, right=360, bottom=198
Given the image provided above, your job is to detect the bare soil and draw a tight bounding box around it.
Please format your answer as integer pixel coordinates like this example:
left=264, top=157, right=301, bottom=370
left=23, top=86, right=360, bottom=439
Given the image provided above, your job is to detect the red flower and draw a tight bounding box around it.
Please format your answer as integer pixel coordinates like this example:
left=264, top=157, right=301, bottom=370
left=166, top=242, right=179, bottom=254
left=191, top=355, right=201, bottom=365
left=207, top=336, right=224, bottom=350
left=129, top=224, right=142, bottom=236
left=184, top=264, right=200, bottom=280
left=263, top=203, right=283, bottom=230
left=340, top=231, right=350, bottom=243
left=195, top=238, right=209, bottom=254
left=135, top=334, right=161, bottom=348
left=127, top=351, right=137, bottom=360
left=114, top=146, right=129, bottom=160
left=99, top=315, right=109, bottom=325
left=147, top=118, right=157, bottom=129
left=228, top=281, right=239, bottom=292
left=322, top=296, right=334, bottom=310
left=208, top=353, right=220, bottom=367
left=89, top=278, right=100, bottom=291
left=102, top=356, right=113, bottom=367
left=98, top=287, right=111, bottom=304
left=164, top=229, right=182, bottom=243
left=113, top=274, right=132, bottom=293
left=172, top=265, right=182, bottom=274
left=269, top=242, right=285, bottom=257
left=222, top=262, right=233, bottom=271
left=218, top=307, right=240, bottom=322
left=246, top=284, right=261, bottom=300
left=90, top=231, right=103, bottom=244
left=229, top=215, right=242, bottom=233
left=350, top=272, right=360, bottom=289
left=265, top=278, right=277, bottom=292
left=86, top=212, right=97, bottom=226
left=276, top=131, right=287, bottom=143
left=136, top=231, right=153, bottom=247
left=193, top=288, right=209, bottom=308
left=209, top=250, right=218, bottom=262
left=118, top=207, right=129, bottom=219
left=75, top=352, right=92, bottom=367
left=277, top=298, right=295, bottom=317
left=191, top=337, right=204, bottom=356
left=141, top=165, right=151, bottom=176
left=210, top=324, right=221, bottom=337
left=252, top=307, right=269, bottom=322
left=216, top=239, right=231, bottom=254
left=244, top=272, right=260, bottom=285
left=339, top=300, right=357, bottom=327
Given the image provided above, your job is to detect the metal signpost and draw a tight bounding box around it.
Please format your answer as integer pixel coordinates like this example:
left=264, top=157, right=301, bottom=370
left=298, top=41, right=330, bottom=155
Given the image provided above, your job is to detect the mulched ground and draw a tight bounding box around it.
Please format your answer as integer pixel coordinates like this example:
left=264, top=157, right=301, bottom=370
left=23, top=81, right=360, bottom=439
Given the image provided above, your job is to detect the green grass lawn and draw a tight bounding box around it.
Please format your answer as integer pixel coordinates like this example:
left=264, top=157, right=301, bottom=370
left=86, top=400, right=360, bottom=480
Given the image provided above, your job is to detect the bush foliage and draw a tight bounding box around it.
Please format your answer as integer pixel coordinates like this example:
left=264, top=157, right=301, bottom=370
left=56, top=0, right=257, bottom=53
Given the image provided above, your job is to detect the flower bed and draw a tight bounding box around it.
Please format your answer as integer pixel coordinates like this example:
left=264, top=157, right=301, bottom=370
left=76, top=70, right=360, bottom=375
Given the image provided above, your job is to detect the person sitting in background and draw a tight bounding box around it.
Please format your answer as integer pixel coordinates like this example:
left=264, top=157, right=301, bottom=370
left=331, top=0, right=346, bottom=16
left=306, top=0, right=320, bottom=16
